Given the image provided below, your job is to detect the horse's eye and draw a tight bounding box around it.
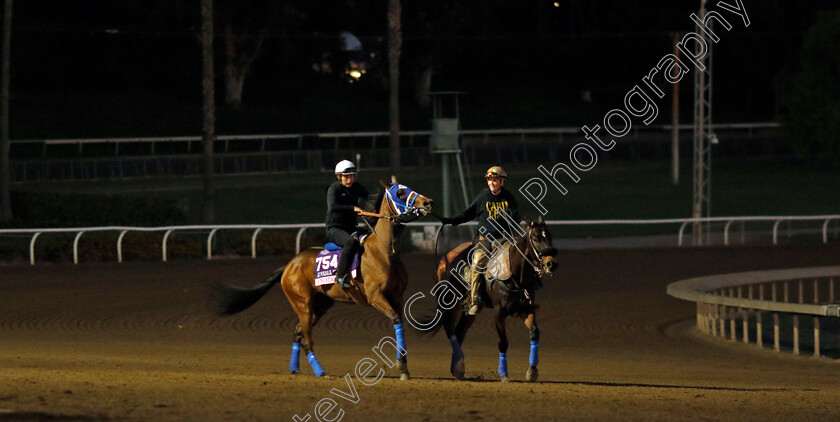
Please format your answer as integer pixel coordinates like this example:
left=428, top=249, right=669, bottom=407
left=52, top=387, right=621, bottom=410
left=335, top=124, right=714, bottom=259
left=397, top=189, right=407, bottom=200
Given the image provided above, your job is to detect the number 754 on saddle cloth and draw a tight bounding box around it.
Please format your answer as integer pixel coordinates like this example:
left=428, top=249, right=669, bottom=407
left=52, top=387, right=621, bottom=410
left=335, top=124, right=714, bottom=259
left=313, top=248, right=359, bottom=286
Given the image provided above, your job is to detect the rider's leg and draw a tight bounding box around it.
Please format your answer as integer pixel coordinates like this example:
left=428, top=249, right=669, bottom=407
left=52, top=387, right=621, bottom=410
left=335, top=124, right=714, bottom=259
left=467, top=240, right=490, bottom=315
left=329, top=229, right=359, bottom=289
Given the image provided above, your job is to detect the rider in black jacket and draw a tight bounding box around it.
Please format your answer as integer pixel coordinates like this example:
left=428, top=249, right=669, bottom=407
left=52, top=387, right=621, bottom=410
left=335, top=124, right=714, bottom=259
left=440, top=165, right=521, bottom=315
left=326, top=160, right=369, bottom=289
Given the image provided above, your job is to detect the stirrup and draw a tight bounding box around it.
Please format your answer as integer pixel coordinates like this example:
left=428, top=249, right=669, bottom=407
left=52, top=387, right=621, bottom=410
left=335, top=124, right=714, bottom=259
left=337, top=274, right=351, bottom=290
left=358, top=233, right=369, bottom=246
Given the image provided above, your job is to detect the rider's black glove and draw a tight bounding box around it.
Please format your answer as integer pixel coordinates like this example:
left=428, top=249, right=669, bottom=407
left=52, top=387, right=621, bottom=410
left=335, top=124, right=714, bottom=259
left=439, top=217, right=455, bottom=226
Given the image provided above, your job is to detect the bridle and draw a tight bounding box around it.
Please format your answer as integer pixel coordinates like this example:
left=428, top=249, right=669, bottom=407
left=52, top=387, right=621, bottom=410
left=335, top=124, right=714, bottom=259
left=385, top=184, right=428, bottom=219
left=362, top=183, right=432, bottom=254
left=509, top=222, right=556, bottom=278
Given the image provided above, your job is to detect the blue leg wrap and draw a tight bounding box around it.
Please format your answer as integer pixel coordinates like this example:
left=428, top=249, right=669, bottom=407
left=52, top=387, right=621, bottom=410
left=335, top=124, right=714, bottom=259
left=290, top=342, right=301, bottom=373
left=394, top=323, right=407, bottom=359
left=498, top=353, right=508, bottom=377
left=448, top=334, right=463, bottom=359
left=307, top=352, right=326, bottom=377
left=529, top=340, right=539, bottom=367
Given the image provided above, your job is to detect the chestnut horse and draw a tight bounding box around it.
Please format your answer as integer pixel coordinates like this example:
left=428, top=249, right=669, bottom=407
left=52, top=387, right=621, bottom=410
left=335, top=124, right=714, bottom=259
left=215, top=180, right=432, bottom=380
left=421, top=216, right=557, bottom=382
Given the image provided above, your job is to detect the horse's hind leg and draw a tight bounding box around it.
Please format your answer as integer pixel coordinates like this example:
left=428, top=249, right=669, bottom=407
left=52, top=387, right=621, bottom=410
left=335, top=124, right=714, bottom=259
left=523, top=312, right=540, bottom=382
left=290, top=323, right=304, bottom=374
left=289, top=295, right=334, bottom=375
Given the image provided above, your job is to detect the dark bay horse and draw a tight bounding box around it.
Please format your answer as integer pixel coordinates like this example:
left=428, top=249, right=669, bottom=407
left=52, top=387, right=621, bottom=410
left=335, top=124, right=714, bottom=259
left=423, top=216, right=557, bottom=382
left=215, top=180, right=432, bottom=380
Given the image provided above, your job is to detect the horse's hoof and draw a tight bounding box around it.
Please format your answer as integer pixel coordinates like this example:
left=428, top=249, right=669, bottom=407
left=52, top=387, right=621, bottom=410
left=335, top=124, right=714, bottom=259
left=500, top=375, right=509, bottom=383
left=400, top=372, right=411, bottom=381
left=526, top=366, right=538, bottom=382
left=451, top=356, right=465, bottom=380
left=290, top=370, right=299, bottom=375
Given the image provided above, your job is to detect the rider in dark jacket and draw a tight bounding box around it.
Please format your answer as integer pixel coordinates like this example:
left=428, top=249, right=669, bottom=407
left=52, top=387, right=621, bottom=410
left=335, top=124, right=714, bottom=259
left=326, top=160, right=369, bottom=289
left=440, top=165, right=520, bottom=314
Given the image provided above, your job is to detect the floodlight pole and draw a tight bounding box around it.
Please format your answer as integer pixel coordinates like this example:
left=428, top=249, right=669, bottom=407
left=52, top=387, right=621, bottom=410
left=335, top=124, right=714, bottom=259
left=692, top=0, right=713, bottom=246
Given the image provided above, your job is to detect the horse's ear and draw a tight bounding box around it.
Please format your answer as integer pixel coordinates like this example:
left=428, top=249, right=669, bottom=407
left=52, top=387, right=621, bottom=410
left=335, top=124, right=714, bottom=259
left=391, top=175, right=398, bottom=184
left=537, top=215, right=545, bottom=224
left=379, top=179, right=390, bottom=188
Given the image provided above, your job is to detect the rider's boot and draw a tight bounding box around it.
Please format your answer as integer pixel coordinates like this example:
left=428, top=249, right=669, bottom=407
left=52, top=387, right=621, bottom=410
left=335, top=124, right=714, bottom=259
left=467, top=273, right=484, bottom=316
left=337, top=274, right=351, bottom=290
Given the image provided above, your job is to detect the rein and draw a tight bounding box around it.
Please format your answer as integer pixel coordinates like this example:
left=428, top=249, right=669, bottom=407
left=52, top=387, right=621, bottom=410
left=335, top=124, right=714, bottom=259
left=508, top=226, right=542, bottom=274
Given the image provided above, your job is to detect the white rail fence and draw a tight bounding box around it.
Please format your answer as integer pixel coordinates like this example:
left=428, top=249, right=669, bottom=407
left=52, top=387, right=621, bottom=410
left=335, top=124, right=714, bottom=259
left=10, top=122, right=781, bottom=154
left=667, top=266, right=840, bottom=358
left=0, top=214, right=837, bottom=265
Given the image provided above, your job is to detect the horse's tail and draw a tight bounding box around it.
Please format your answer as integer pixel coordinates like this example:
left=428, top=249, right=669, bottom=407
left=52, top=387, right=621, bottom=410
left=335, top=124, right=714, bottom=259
left=213, top=266, right=285, bottom=315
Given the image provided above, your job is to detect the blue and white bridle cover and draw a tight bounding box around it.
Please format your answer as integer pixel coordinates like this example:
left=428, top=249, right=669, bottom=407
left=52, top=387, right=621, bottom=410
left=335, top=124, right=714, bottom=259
left=385, top=183, right=426, bottom=217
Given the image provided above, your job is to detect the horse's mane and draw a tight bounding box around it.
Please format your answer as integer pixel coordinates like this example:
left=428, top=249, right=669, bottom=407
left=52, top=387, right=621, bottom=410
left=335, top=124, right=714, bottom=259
left=362, top=189, right=385, bottom=227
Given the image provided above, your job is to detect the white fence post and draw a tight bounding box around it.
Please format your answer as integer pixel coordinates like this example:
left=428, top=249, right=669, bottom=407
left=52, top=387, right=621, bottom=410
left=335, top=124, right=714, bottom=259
left=29, top=232, right=41, bottom=265
left=824, top=218, right=833, bottom=244
left=162, top=230, right=174, bottom=262
left=678, top=221, right=690, bottom=246
left=73, top=231, right=85, bottom=264
left=117, top=230, right=129, bottom=263
left=251, top=228, right=262, bottom=259
left=724, top=220, right=734, bottom=246
left=207, top=228, right=219, bottom=260
left=772, top=220, right=783, bottom=245
left=296, top=227, right=307, bottom=254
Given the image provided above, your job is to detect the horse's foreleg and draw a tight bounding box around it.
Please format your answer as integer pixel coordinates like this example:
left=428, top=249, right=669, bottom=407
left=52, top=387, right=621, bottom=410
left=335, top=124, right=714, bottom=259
left=445, top=310, right=466, bottom=380
left=495, top=310, right=510, bottom=382
left=454, top=314, right=476, bottom=345
left=524, top=312, right=540, bottom=382
left=368, top=293, right=410, bottom=380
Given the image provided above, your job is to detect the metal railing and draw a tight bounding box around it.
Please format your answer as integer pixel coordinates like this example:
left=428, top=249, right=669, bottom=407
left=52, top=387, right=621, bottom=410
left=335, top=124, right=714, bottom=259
left=8, top=123, right=789, bottom=182
left=10, top=122, right=781, bottom=156
left=667, top=266, right=840, bottom=358
left=1, top=214, right=837, bottom=265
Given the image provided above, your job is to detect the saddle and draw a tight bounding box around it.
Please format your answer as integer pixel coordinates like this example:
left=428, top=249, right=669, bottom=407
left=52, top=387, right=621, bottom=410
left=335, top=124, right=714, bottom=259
left=484, top=243, right=513, bottom=282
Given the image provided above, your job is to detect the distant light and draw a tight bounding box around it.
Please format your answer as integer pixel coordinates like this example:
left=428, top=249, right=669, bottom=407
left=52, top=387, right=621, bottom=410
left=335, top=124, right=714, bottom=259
left=105, top=29, right=119, bottom=34
left=553, top=2, right=559, bottom=7
left=349, top=70, right=362, bottom=80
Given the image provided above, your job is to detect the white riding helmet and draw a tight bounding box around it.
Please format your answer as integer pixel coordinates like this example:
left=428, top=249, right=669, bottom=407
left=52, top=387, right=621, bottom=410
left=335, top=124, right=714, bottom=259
left=334, top=160, right=357, bottom=175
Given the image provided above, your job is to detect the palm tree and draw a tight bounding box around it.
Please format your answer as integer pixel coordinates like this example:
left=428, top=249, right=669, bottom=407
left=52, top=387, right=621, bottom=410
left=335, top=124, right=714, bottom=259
left=1, top=0, right=13, bottom=221
left=201, top=0, right=216, bottom=223
left=388, top=0, right=401, bottom=177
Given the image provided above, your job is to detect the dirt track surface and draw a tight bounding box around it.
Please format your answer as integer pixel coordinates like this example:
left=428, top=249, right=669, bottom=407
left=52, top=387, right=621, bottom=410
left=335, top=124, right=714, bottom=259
left=2, top=245, right=840, bottom=421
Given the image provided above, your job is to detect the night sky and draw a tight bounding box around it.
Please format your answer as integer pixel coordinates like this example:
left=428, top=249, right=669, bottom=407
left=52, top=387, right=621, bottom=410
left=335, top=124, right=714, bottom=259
left=4, top=0, right=837, bottom=137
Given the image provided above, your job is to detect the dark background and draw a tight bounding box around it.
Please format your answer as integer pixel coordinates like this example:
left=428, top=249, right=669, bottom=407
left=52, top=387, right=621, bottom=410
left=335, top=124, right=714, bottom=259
left=5, top=0, right=836, bottom=138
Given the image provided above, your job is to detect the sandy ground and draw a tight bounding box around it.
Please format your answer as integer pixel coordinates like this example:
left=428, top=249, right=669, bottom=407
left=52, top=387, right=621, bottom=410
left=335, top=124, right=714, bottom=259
left=2, top=245, right=840, bottom=421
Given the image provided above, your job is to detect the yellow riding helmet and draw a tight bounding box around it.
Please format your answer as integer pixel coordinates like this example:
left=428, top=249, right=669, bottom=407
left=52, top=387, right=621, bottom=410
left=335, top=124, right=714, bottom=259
left=485, top=165, right=507, bottom=180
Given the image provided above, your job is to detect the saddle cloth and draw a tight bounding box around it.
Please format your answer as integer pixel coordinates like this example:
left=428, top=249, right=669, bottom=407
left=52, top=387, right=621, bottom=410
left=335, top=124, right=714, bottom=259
left=314, top=245, right=359, bottom=286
